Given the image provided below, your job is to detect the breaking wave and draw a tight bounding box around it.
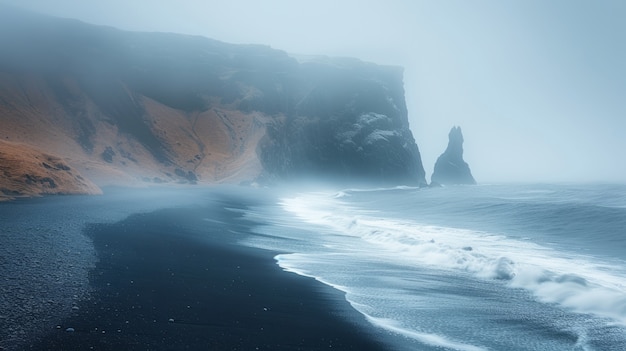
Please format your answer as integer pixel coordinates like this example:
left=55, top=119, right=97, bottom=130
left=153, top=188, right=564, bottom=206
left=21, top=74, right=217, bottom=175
left=279, top=191, right=626, bottom=327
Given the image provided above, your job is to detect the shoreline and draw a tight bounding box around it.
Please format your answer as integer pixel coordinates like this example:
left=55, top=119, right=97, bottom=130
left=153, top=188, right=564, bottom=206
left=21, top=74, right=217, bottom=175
left=26, top=193, right=388, bottom=350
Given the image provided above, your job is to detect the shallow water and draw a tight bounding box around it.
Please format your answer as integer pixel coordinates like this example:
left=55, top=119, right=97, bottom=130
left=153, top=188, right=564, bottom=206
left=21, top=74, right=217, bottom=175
left=243, top=183, right=626, bottom=350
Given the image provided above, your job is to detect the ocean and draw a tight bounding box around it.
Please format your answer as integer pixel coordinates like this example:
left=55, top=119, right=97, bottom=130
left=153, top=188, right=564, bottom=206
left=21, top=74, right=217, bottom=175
left=2, top=183, right=625, bottom=350
left=243, top=183, right=626, bottom=350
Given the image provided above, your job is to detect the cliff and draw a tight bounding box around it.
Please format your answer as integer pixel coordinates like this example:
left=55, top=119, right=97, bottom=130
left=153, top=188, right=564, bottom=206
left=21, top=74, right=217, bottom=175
left=431, top=126, right=476, bottom=185
left=259, top=57, right=426, bottom=185
left=0, top=6, right=426, bottom=196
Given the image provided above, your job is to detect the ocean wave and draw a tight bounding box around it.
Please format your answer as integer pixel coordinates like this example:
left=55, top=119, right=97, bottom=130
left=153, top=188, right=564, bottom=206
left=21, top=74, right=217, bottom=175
left=334, top=185, right=419, bottom=198
left=279, top=192, right=626, bottom=327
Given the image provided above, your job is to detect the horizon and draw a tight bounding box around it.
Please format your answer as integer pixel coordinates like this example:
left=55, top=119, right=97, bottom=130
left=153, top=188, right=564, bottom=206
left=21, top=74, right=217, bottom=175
left=2, top=0, right=625, bottom=184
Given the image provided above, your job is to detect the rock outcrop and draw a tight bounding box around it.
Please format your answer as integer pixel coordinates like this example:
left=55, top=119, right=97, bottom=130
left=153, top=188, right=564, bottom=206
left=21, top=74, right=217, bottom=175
left=0, top=6, right=427, bottom=194
left=431, top=126, right=476, bottom=185
left=259, top=57, right=426, bottom=185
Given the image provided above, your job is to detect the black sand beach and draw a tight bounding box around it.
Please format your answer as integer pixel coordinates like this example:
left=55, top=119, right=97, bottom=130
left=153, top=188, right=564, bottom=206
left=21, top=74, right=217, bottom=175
left=27, top=195, right=387, bottom=350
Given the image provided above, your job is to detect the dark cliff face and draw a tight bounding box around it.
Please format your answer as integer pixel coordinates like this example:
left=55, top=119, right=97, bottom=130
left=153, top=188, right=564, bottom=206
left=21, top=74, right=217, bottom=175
left=431, top=126, right=476, bottom=185
left=259, top=58, right=426, bottom=185
left=0, top=6, right=426, bottom=189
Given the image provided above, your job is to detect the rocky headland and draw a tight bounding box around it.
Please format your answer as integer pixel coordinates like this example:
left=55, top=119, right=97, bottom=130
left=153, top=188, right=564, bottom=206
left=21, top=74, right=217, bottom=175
left=0, top=5, right=427, bottom=198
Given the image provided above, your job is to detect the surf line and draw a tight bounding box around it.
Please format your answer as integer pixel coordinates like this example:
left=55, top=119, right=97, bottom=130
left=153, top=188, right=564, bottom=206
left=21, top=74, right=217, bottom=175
left=365, top=315, right=488, bottom=351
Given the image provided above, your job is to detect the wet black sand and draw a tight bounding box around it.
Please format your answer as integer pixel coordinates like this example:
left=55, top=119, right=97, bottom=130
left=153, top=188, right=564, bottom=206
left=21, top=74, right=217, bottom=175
left=28, top=196, right=387, bottom=350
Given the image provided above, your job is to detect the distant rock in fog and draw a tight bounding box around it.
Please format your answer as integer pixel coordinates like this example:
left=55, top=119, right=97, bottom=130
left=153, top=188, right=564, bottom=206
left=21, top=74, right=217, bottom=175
left=431, top=126, right=476, bottom=186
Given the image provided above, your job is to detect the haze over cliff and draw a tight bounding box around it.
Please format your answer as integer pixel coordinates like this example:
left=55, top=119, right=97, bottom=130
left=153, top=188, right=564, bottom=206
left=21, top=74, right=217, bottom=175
left=0, top=6, right=427, bottom=199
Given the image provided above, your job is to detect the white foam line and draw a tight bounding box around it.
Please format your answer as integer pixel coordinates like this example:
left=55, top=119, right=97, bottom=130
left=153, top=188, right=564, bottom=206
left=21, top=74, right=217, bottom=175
left=275, top=254, right=351, bottom=292
left=280, top=192, right=626, bottom=327
left=365, top=316, right=488, bottom=351
left=277, top=254, right=487, bottom=351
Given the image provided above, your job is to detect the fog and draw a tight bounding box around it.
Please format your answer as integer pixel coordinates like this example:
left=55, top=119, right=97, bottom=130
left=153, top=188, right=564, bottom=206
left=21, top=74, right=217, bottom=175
left=4, top=0, right=626, bottom=183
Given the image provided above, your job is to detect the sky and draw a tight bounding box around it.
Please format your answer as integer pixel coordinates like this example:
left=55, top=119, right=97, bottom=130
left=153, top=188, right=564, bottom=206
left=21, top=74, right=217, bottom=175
left=3, top=0, right=626, bottom=183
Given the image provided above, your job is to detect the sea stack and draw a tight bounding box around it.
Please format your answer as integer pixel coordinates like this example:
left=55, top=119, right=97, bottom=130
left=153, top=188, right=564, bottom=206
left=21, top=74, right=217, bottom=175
left=431, top=126, right=476, bottom=186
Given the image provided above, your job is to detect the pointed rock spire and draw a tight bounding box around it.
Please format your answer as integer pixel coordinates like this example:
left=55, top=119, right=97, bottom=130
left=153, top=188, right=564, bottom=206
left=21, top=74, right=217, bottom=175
left=431, top=126, right=476, bottom=185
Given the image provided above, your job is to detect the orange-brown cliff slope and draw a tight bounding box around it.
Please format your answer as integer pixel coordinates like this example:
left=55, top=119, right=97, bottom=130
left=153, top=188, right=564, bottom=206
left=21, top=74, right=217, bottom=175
left=0, top=140, right=100, bottom=200
left=0, top=7, right=427, bottom=199
left=0, top=72, right=272, bottom=194
left=0, top=72, right=271, bottom=186
left=0, top=8, right=286, bottom=197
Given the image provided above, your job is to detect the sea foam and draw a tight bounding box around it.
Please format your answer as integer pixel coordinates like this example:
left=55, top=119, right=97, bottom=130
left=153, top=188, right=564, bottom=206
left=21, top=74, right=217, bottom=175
left=279, top=191, right=626, bottom=327
left=365, top=316, right=488, bottom=351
